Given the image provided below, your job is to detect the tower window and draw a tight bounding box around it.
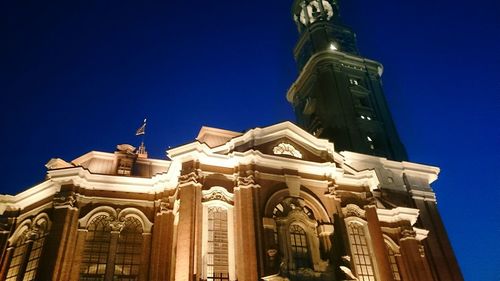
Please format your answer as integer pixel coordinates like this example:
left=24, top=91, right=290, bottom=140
left=117, top=158, right=134, bottom=176
left=366, top=136, right=375, bottom=150
left=349, top=78, right=360, bottom=86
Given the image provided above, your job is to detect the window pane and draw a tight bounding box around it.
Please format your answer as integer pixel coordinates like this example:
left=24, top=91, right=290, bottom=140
left=6, top=237, right=28, bottom=281
left=207, top=206, right=229, bottom=281
left=114, top=217, right=143, bottom=281
left=80, top=215, right=111, bottom=281
left=23, top=235, right=47, bottom=281
left=386, top=244, right=402, bottom=280
left=289, top=224, right=311, bottom=269
left=347, top=223, right=376, bottom=281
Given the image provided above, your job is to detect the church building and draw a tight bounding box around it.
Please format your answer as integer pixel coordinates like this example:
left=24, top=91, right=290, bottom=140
left=0, top=1, right=463, bottom=280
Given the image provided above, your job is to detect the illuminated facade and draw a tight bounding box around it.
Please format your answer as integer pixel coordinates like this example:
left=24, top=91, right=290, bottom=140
left=0, top=1, right=462, bottom=281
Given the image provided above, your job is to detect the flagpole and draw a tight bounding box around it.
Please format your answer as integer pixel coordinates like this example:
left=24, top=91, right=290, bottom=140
left=136, top=118, right=147, bottom=157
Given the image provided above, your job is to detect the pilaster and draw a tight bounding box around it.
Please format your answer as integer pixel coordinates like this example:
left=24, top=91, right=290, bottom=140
left=37, top=191, right=79, bottom=281
left=233, top=174, right=259, bottom=281
left=399, top=229, right=434, bottom=281
left=411, top=189, right=463, bottom=281
left=174, top=170, right=202, bottom=281
left=364, top=205, right=394, bottom=281
left=68, top=229, right=87, bottom=280
left=0, top=247, right=14, bottom=280
left=149, top=200, right=175, bottom=281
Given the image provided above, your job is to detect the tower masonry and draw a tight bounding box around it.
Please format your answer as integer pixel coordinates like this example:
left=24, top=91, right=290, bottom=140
left=287, top=0, right=408, bottom=161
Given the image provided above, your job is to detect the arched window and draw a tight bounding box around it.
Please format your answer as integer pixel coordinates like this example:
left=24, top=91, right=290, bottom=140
left=114, top=217, right=143, bottom=280
left=80, top=214, right=145, bottom=281
left=289, top=224, right=311, bottom=269
left=5, top=217, right=49, bottom=281
left=386, top=243, right=402, bottom=280
left=206, top=206, right=229, bottom=280
left=347, top=222, right=376, bottom=281
left=80, top=215, right=112, bottom=280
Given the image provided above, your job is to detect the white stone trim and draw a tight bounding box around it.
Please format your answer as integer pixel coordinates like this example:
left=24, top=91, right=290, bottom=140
left=377, top=207, right=420, bottom=226
left=414, top=227, right=429, bottom=241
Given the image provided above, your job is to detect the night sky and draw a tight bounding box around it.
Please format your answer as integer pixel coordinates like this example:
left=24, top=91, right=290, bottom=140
left=3, top=0, right=499, bottom=279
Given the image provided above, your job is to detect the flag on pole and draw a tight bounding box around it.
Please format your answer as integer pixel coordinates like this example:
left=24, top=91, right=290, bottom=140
left=136, top=118, right=147, bottom=136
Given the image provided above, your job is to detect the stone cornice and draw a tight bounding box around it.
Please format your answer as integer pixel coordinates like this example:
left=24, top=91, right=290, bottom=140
left=376, top=207, right=420, bottom=226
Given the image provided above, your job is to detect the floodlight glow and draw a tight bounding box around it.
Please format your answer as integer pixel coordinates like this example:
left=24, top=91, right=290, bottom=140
left=329, top=43, right=337, bottom=51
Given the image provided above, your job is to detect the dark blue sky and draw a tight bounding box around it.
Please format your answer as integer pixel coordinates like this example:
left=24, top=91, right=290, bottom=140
left=2, top=0, right=499, bottom=279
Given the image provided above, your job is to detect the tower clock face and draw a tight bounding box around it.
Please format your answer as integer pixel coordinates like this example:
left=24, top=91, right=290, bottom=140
left=299, top=0, right=334, bottom=25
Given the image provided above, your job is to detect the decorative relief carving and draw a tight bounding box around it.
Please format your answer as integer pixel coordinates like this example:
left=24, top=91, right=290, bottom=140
left=342, top=204, right=366, bottom=218
left=401, top=228, right=417, bottom=239
left=419, top=245, right=426, bottom=257
left=237, top=174, right=256, bottom=186
left=179, top=169, right=203, bottom=185
left=106, top=210, right=126, bottom=232
left=53, top=192, right=78, bottom=208
left=159, top=200, right=171, bottom=213
left=273, top=143, right=302, bottom=159
left=24, top=224, right=42, bottom=240
left=202, top=186, right=234, bottom=204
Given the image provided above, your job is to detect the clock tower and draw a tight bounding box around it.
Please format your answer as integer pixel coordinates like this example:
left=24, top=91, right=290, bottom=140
left=287, top=0, right=408, bottom=161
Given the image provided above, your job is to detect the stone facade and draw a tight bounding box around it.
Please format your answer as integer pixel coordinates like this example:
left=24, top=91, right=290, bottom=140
left=0, top=122, right=462, bottom=280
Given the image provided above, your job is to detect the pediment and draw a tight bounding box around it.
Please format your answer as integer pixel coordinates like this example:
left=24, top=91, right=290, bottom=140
left=211, top=121, right=337, bottom=163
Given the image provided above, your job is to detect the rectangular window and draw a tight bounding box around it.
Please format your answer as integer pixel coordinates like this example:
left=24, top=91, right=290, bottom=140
left=347, top=223, right=376, bottom=281
left=23, top=236, right=46, bottom=281
left=207, top=207, right=229, bottom=281
left=289, top=224, right=311, bottom=269
left=386, top=246, right=402, bottom=280
left=5, top=243, right=28, bottom=281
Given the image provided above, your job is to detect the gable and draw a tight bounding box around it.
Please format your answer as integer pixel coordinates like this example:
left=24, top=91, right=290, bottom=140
left=234, top=136, right=333, bottom=163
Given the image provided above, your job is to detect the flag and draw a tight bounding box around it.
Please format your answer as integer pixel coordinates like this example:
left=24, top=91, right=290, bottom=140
left=136, top=118, right=147, bottom=136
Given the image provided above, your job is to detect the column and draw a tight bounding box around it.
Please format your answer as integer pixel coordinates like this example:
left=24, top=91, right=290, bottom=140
left=365, top=205, right=394, bottom=281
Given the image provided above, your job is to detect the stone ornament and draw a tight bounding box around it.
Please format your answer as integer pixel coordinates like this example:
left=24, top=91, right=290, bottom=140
left=202, top=186, right=234, bottom=204
left=342, top=204, right=366, bottom=219
left=273, top=142, right=303, bottom=159
left=53, top=192, right=77, bottom=208
left=179, top=169, right=203, bottom=185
